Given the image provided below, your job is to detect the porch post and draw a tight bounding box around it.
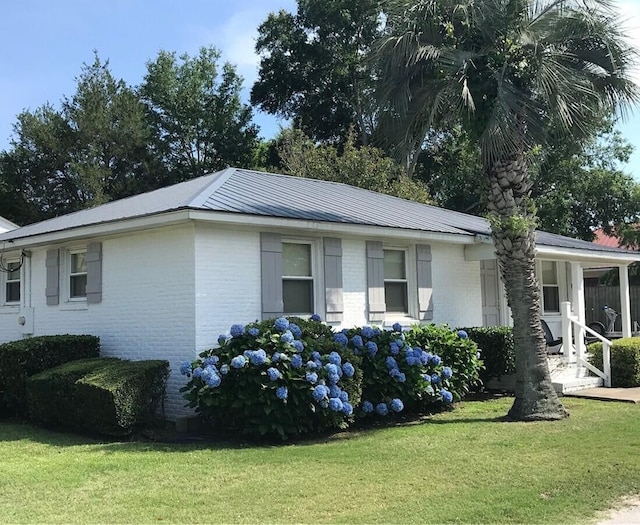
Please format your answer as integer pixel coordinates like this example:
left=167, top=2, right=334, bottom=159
left=619, top=264, right=632, bottom=338
left=561, top=302, right=574, bottom=364
left=570, top=262, right=585, bottom=360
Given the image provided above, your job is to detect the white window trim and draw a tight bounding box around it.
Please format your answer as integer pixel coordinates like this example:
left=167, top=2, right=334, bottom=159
left=62, top=247, right=88, bottom=304
left=282, top=238, right=322, bottom=317
left=539, top=259, right=561, bottom=315
left=1, top=254, right=21, bottom=310
left=383, top=245, right=418, bottom=323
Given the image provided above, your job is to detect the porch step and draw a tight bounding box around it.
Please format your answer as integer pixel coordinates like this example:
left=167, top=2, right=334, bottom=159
left=552, top=375, right=604, bottom=394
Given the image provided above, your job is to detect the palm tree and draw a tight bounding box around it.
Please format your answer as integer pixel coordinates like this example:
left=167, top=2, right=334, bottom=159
left=376, top=0, right=638, bottom=420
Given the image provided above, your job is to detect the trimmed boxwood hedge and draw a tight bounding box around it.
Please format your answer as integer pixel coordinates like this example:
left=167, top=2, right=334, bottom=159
left=459, top=327, right=515, bottom=383
left=0, top=334, right=100, bottom=416
left=588, top=338, right=640, bottom=387
left=26, top=357, right=169, bottom=437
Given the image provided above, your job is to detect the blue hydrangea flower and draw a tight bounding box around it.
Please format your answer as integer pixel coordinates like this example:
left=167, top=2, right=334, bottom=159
left=274, top=317, right=290, bottom=332
left=390, top=368, right=406, bottom=382
left=392, top=322, right=403, bottom=332
left=366, top=341, right=378, bottom=356
left=430, top=354, right=442, bottom=366
left=230, top=324, right=245, bottom=338
left=314, top=358, right=322, bottom=369
left=405, top=353, right=418, bottom=366
left=289, top=323, right=302, bottom=338
left=361, top=326, right=375, bottom=339
left=248, top=349, right=267, bottom=366
left=292, top=340, right=304, bottom=352
left=386, top=356, right=398, bottom=370
left=325, top=363, right=339, bottom=375
left=312, top=351, right=321, bottom=360
left=291, top=354, right=303, bottom=368
left=390, top=398, right=404, bottom=413
left=329, top=385, right=341, bottom=398
left=375, top=402, right=389, bottom=416
left=276, top=386, right=288, bottom=400
left=351, top=335, right=363, bottom=348
left=339, top=390, right=349, bottom=403
left=202, top=366, right=221, bottom=388
left=441, top=389, right=454, bottom=403
left=179, top=361, right=192, bottom=375
left=457, top=330, right=468, bottom=339
left=389, top=342, right=400, bottom=355
left=342, top=402, right=353, bottom=416
left=420, top=351, right=429, bottom=365
left=281, top=330, right=294, bottom=344
left=193, top=367, right=204, bottom=378
left=306, top=371, right=318, bottom=384
left=431, top=373, right=441, bottom=384
left=329, top=397, right=344, bottom=412
left=442, top=366, right=453, bottom=379
left=333, top=333, right=348, bottom=346
left=312, top=384, right=329, bottom=401
left=306, top=360, right=318, bottom=370
left=217, top=334, right=228, bottom=346
left=267, top=367, right=281, bottom=381
left=328, top=373, right=340, bottom=384
left=220, top=364, right=229, bottom=376
left=342, top=362, right=355, bottom=378
left=362, top=400, right=374, bottom=413
left=310, top=314, right=321, bottom=322
left=320, top=399, right=329, bottom=409
left=272, top=352, right=282, bottom=363
left=248, top=327, right=260, bottom=337
left=328, top=351, right=341, bottom=365
left=203, top=356, right=219, bottom=366
left=230, top=355, right=246, bottom=369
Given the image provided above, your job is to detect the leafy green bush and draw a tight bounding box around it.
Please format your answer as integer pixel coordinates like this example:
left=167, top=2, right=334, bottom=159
left=459, top=326, right=515, bottom=383
left=587, top=338, right=640, bottom=387
left=0, top=335, right=100, bottom=415
left=27, top=357, right=169, bottom=437
left=405, top=324, right=483, bottom=399
left=180, top=317, right=362, bottom=441
left=338, top=324, right=455, bottom=416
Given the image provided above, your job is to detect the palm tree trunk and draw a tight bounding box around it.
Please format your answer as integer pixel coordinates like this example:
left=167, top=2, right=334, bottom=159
left=486, top=155, right=568, bottom=421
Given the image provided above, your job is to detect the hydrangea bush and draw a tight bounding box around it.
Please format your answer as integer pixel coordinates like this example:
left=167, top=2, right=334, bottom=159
left=180, top=317, right=361, bottom=440
left=405, top=324, right=483, bottom=400
left=338, top=324, right=454, bottom=417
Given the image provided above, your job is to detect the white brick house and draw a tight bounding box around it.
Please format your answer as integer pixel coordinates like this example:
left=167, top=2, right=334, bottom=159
left=1, top=169, right=638, bottom=417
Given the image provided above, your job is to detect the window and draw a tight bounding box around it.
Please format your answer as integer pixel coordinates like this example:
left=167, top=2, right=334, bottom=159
left=541, top=260, right=560, bottom=313
left=282, top=242, right=314, bottom=314
left=69, top=250, right=87, bottom=299
left=4, top=260, right=20, bottom=304
left=384, top=249, right=408, bottom=313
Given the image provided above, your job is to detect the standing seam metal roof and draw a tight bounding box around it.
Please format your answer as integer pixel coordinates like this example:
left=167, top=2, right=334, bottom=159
left=0, top=167, right=636, bottom=257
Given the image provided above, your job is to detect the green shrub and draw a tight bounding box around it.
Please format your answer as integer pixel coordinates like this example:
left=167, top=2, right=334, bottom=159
left=26, top=357, right=169, bottom=437
left=0, top=335, right=100, bottom=415
left=180, top=317, right=362, bottom=441
left=338, top=325, right=454, bottom=416
left=459, top=326, right=515, bottom=382
left=587, top=338, right=640, bottom=387
left=405, top=325, right=483, bottom=399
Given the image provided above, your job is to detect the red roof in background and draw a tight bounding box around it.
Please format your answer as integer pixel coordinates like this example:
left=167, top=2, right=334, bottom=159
left=593, top=228, right=637, bottom=250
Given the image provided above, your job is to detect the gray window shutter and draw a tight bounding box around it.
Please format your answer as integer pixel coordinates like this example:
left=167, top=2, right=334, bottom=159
left=323, top=237, right=343, bottom=323
left=86, top=242, right=103, bottom=304
left=417, top=244, right=434, bottom=320
left=261, top=232, right=283, bottom=320
left=366, top=241, right=385, bottom=323
left=45, top=249, right=59, bottom=306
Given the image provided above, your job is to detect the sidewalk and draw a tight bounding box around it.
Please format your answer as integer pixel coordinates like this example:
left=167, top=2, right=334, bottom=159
left=597, top=496, right=640, bottom=524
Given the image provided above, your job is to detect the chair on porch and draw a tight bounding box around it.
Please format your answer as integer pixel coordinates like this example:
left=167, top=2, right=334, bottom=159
left=541, top=320, right=563, bottom=354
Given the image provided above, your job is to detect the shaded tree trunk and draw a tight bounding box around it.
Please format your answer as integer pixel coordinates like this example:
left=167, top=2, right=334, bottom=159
left=486, top=155, right=569, bottom=421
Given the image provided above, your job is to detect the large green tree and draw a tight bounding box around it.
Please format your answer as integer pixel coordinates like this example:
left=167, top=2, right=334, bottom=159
left=252, top=0, right=382, bottom=146
left=0, top=56, right=159, bottom=225
left=377, top=0, right=637, bottom=420
left=140, top=46, right=259, bottom=182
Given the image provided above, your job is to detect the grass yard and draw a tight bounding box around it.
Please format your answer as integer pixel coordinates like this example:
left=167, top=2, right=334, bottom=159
left=1, top=397, right=638, bottom=524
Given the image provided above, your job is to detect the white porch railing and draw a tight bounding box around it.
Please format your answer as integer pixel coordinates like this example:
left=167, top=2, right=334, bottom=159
left=560, top=301, right=611, bottom=387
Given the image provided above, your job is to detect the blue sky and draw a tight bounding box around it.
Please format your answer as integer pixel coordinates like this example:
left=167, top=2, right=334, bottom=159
left=2, top=0, right=640, bottom=177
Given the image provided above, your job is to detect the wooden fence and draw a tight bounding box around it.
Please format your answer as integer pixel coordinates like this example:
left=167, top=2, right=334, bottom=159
left=584, top=284, right=640, bottom=330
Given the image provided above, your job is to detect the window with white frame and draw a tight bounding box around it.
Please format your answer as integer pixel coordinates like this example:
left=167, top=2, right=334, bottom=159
left=541, top=260, right=560, bottom=313
left=4, top=260, right=21, bottom=304
left=282, top=241, right=314, bottom=315
left=69, top=250, right=87, bottom=299
left=384, top=249, right=408, bottom=313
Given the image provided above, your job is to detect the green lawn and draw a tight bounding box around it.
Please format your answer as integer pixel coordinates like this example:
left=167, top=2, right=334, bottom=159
left=1, top=397, right=638, bottom=524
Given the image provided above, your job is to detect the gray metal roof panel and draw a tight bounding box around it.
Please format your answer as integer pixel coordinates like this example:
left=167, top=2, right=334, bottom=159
left=535, top=231, right=636, bottom=254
